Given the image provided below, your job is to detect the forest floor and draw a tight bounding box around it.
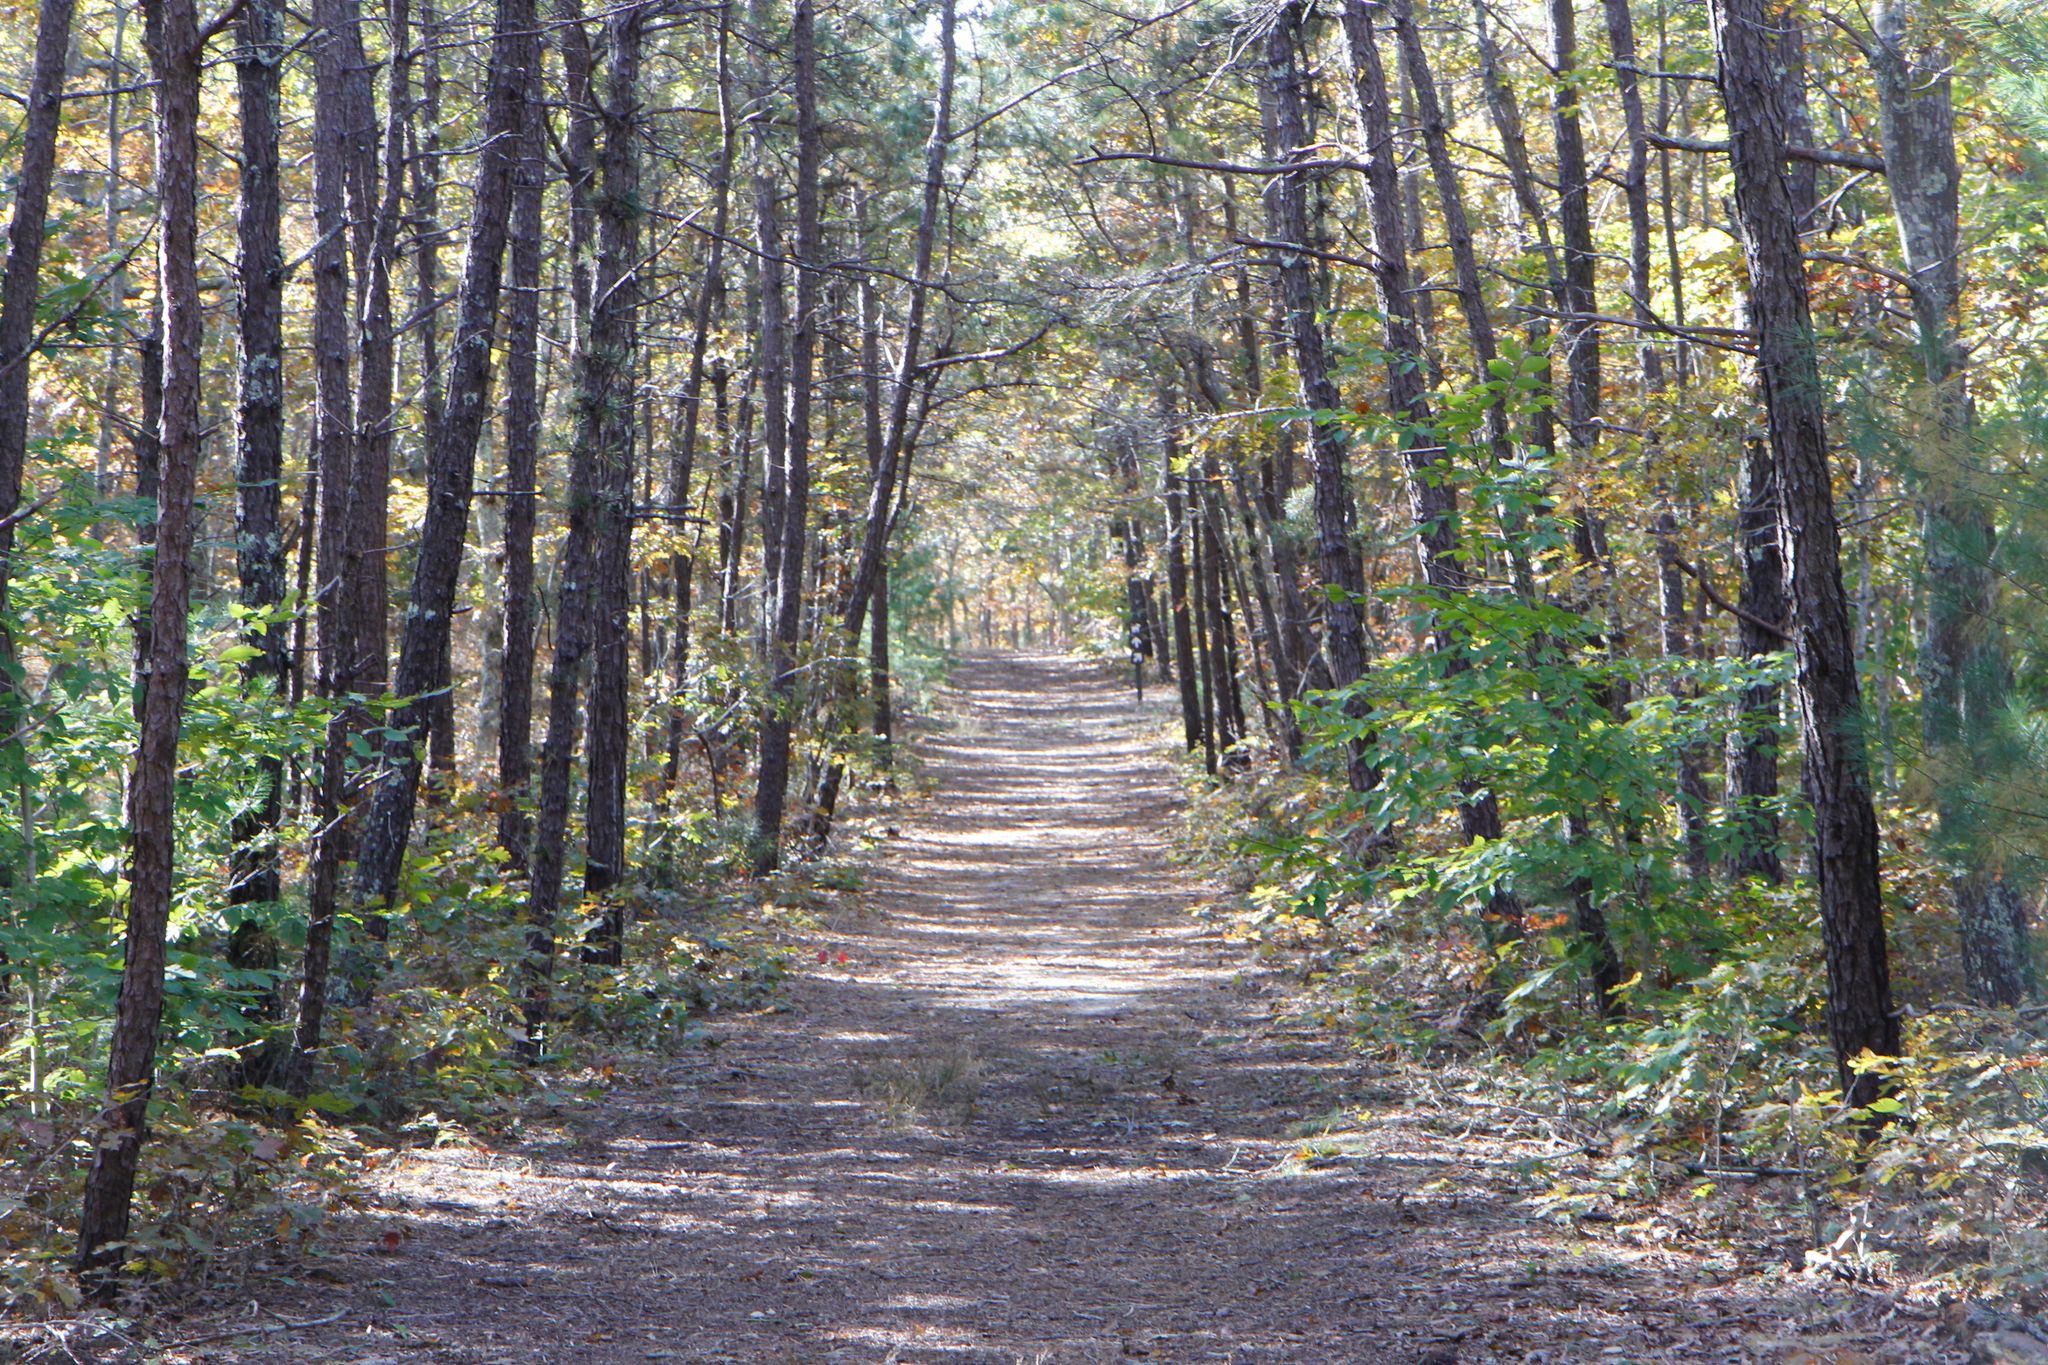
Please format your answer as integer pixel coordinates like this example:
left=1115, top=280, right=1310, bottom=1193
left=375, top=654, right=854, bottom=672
left=149, top=653, right=1973, bottom=1364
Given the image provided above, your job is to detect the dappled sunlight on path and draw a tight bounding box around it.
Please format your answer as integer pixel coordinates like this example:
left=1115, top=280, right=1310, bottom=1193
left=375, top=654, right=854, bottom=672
left=173, top=653, right=1928, bottom=1364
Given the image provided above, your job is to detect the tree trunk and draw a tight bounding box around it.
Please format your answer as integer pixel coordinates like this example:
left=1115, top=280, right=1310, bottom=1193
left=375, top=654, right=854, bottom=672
left=662, top=3, right=735, bottom=798
left=1342, top=0, right=1527, bottom=939
left=1599, top=0, right=1664, bottom=392
left=350, top=0, right=413, bottom=709
left=1197, top=457, right=1248, bottom=757
left=580, top=4, right=646, bottom=965
left=1472, top=0, right=1562, bottom=460
left=348, top=0, right=541, bottom=927
left=0, top=0, right=85, bottom=1004
left=1393, top=0, right=1512, bottom=465
left=1867, top=0, right=2034, bottom=1004
left=1217, top=206, right=1303, bottom=756
left=76, top=0, right=203, bottom=1279
left=872, top=553, right=894, bottom=757
left=1711, top=0, right=1902, bottom=1105
left=718, top=379, right=754, bottom=637
left=1779, top=7, right=1821, bottom=225
left=522, top=0, right=642, bottom=1031
left=125, top=300, right=163, bottom=734
left=581, top=2, right=643, bottom=970
left=561, top=0, right=598, bottom=343
left=496, top=54, right=546, bottom=874
left=415, top=0, right=455, bottom=784
left=859, top=265, right=894, bottom=772
left=1189, top=495, right=1220, bottom=773
left=791, top=1, right=956, bottom=862
left=1159, top=385, right=1204, bottom=756
left=1547, top=0, right=1600, bottom=449
left=226, top=0, right=290, bottom=1081
left=745, top=0, right=790, bottom=863
left=1600, top=0, right=1708, bottom=880
left=838, top=0, right=956, bottom=650
left=1726, top=435, right=1785, bottom=883
left=93, top=9, right=130, bottom=507
left=1264, top=0, right=1375, bottom=790
left=0, top=0, right=78, bottom=650
left=288, top=0, right=371, bottom=1095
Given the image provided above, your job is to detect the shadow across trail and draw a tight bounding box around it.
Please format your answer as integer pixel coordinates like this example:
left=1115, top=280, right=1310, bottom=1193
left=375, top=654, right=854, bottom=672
left=178, top=652, right=1907, bottom=1364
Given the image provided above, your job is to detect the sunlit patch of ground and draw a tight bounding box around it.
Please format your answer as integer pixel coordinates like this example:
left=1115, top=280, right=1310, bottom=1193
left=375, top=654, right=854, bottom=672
left=157, top=653, right=1964, bottom=1365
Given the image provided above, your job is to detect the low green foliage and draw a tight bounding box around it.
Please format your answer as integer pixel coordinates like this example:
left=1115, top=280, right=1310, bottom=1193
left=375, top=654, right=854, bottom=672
left=0, top=470, right=863, bottom=1309
left=1183, top=538, right=2047, bottom=1299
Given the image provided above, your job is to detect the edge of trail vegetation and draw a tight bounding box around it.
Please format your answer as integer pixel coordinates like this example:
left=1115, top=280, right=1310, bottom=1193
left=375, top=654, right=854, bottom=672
left=1172, top=728, right=2048, bottom=1319
left=0, top=814, right=887, bottom=1335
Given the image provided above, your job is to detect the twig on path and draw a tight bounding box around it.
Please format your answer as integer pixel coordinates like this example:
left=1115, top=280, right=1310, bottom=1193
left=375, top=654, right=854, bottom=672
left=1683, top=1162, right=1814, bottom=1179
left=162, top=1307, right=348, bottom=1349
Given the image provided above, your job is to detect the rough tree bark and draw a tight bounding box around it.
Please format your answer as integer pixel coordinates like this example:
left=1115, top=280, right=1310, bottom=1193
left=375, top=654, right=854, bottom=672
left=1264, top=0, right=1376, bottom=791
left=288, top=0, right=371, bottom=1095
left=581, top=3, right=645, bottom=966
left=755, top=0, right=818, bottom=868
left=522, top=1, right=644, bottom=1032
left=227, top=0, right=291, bottom=1077
left=349, top=0, right=542, bottom=925
left=496, top=54, right=546, bottom=874
left=350, top=0, right=415, bottom=710
left=1711, top=0, right=1902, bottom=1104
left=746, top=0, right=798, bottom=871
left=0, top=0, right=78, bottom=651
left=76, top=0, right=203, bottom=1278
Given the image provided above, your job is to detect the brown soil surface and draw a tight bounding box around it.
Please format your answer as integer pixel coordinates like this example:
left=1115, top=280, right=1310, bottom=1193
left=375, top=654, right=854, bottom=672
left=154, top=653, right=1956, bottom=1364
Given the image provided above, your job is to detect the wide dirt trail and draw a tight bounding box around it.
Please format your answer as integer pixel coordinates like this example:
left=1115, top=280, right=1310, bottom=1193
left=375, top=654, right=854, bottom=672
left=188, top=653, right=1881, bottom=1363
